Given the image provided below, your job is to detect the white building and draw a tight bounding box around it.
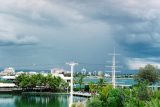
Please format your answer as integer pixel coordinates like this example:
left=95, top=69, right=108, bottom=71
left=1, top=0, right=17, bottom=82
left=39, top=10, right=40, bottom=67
left=0, top=67, right=15, bottom=76
left=104, top=73, right=110, bottom=77
left=51, top=68, right=65, bottom=74
left=51, top=68, right=71, bottom=85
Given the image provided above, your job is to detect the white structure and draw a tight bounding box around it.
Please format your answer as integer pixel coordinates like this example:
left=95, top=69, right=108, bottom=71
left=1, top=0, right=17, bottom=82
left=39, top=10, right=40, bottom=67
left=104, top=73, right=110, bottom=78
left=66, top=62, right=78, bottom=107
left=0, top=67, right=15, bottom=76
left=51, top=68, right=65, bottom=74
left=98, top=71, right=104, bottom=78
left=0, top=83, right=16, bottom=87
left=88, top=72, right=92, bottom=76
left=94, top=71, right=97, bottom=76
left=26, top=71, right=37, bottom=75
left=1, top=76, right=16, bottom=80
left=15, top=71, right=24, bottom=76
left=106, top=48, right=120, bottom=88
left=51, top=68, right=71, bottom=84
left=52, top=73, right=71, bottom=85
left=81, top=68, right=86, bottom=75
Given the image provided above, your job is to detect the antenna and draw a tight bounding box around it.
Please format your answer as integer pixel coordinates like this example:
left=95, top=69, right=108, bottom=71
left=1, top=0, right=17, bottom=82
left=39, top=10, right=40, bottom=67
left=106, top=48, right=120, bottom=88
left=66, top=62, right=78, bottom=107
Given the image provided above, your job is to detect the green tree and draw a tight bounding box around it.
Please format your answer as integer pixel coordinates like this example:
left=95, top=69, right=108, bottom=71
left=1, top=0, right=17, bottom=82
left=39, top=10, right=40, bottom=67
left=145, top=98, right=160, bottom=107
left=98, top=85, right=113, bottom=107
left=136, top=64, right=159, bottom=84
left=89, top=81, right=97, bottom=95
left=15, top=73, right=68, bottom=92
left=87, top=98, right=102, bottom=107
left=97, top=78, right=105, bottom=91
left=29, top=74, right=37, bottom=88
left=36, top=73, right=44, bottom=86
left=106, top=88, right=125, bottom=107
left=19, top=74, right=30, bottom=89
left=77, top=75, right=85, bottom=91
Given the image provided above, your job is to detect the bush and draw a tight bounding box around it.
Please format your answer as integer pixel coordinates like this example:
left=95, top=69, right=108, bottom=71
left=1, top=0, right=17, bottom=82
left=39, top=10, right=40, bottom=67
left=107, top=88, right=125, bottom=107
left=87, top=98, right=102, bottom=107
left=145, top=98, right=160, bottom=107
left=153, top=91, right=160, bottom=99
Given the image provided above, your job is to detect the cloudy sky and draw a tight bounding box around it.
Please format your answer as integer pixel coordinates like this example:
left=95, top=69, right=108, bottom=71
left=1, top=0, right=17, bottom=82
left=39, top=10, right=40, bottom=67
left=0, top=0, right=160, bottom=72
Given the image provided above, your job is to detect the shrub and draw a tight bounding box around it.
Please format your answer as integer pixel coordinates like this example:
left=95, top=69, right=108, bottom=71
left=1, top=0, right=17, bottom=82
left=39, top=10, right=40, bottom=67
left=87, top=98, right=102, bottom=107
left=107, top=88, right=125, bottom=107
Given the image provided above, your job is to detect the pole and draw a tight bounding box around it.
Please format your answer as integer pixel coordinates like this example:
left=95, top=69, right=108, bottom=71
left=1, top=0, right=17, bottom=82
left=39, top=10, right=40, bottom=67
left=66, top=62, right=78, bottom=107
left=106, top=48, right=120, bottom=88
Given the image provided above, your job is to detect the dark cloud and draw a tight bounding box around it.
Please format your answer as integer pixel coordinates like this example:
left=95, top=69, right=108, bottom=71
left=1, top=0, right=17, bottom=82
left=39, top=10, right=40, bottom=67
left=0, top=0, right=160, bottom=71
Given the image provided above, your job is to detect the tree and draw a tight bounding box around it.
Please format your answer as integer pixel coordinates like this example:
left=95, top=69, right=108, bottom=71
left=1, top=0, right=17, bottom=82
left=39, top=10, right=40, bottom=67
left=98, top=85, right=113, bottom=107
left=136, top=64, right=159, bottom=84
left=15, top=73, right=68, bottom=92
left=107, top=88, right=125, bottom=107
left=36, top=73, right=44, bottom=86
left=89, top=81, right=97, bottom=95
left=77, top=75, right=85, bottom=91
left=30, top=74, right=37, bottom=88
left=18, top=74, right=30, bottom=89
left=97, top=78, right=105, bottom=91
left=87, top=98, right=102, bottom=107
left=146, top=98, right=160, bottom=107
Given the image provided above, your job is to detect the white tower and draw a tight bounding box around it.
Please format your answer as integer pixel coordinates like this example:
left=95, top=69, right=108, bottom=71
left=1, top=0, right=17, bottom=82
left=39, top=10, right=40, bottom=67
left=66, top=62, right=78, bottom=107
left=106, top=48, right=120, bottom=88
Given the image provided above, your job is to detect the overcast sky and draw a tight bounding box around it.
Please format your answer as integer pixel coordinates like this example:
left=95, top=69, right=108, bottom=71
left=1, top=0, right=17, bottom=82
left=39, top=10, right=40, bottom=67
left=0, top=0, right=160, bottom=72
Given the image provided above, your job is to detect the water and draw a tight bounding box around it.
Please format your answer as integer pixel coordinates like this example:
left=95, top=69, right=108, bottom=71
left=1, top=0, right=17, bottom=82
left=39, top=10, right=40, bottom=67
left=84, top=78, right=136, bottom=85
left=0, top=94, right=87, bottom=107
left=0, top=94, right=69, bottom=107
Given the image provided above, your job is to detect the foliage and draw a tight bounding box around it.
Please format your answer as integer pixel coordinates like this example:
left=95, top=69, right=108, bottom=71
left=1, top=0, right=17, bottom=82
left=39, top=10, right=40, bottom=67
left=97, top=78, right=106, bottom=92
left=77, top=75, right=85, bottom=91
left=15, top=73, right=68, bottom=92
left=87, top=98, right=102, bottom=107
left=107, top=88, right=125, bottom=107
left=89, top=81, right=97, bottom=95
left=145, top=98, right=160, bottom=107
left=135, top=64, right=159, bottom=84
left=85, top=64, right=160, bottom=107
left=152, top=90, right=160, bottom=99
left=98, top=85, right=112, bottom=106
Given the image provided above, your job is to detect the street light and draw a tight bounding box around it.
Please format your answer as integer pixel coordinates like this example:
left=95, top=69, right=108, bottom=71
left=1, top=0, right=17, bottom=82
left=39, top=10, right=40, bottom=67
left=66, top=62, right=78, bottom=107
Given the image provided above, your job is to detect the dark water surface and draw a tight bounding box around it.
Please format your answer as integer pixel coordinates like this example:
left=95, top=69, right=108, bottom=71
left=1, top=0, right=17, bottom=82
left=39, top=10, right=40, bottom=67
left=0, top=94, right=69, bottom=107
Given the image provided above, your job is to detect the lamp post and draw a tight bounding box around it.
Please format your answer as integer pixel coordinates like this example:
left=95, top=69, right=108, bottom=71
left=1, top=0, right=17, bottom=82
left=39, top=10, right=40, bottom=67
left=66, top=62, right=78, bottom=107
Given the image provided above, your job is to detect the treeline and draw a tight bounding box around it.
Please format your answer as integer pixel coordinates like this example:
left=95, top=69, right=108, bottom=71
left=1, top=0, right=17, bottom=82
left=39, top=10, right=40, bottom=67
left=15, top=73, right=69, bottom=92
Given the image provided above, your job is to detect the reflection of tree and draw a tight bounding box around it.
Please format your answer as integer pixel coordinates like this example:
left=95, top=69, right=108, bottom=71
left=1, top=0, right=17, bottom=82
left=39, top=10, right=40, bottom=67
left=14, top=95, right=69, bottom=107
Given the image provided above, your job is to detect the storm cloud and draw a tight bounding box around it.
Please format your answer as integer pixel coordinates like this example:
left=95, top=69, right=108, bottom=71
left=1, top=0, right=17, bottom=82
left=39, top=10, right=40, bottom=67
left=0, top=0, right=160, bottom=71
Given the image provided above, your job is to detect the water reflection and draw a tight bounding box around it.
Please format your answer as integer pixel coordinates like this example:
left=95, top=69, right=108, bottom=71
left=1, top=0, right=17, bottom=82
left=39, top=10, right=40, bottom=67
left=0, top=94, right=69, bottom=107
